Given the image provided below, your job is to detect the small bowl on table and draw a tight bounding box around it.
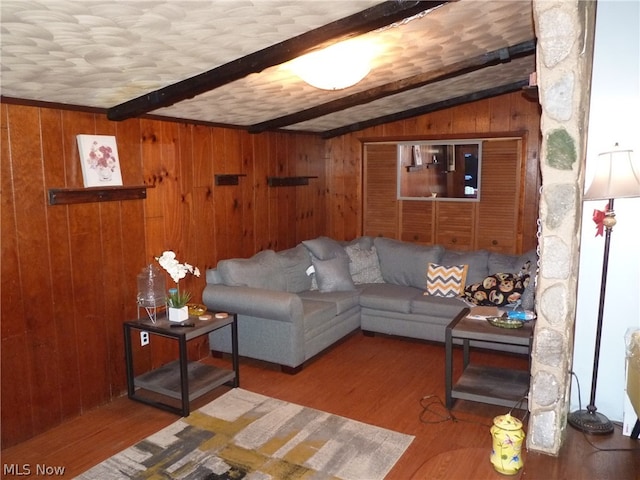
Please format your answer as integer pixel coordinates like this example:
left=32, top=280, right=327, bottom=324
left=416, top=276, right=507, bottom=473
left=486, top=316, right=525, bottom=329
left=187, top=303, right=207, bottom=317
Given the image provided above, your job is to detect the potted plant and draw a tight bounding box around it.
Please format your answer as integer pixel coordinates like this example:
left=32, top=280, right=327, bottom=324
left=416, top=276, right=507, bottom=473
left=155, top=251, right=200, bottom=322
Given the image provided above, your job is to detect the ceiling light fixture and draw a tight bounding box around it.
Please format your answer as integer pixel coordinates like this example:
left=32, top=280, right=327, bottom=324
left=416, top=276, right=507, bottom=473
left=291, top=40, right=374, bottom=91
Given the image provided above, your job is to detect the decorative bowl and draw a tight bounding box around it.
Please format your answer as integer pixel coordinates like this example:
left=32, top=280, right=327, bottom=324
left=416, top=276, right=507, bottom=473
left=487, top=316, right=525, bottom=329
left=187, top=303, right=207, bottom=316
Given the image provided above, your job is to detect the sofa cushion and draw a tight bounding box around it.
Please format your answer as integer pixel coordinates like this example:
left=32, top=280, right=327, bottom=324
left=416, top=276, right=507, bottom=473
left=345, top=244, right=384, bottom=284
left=203, top=285, right=302, bottom=322
left=374, top=237, right=444, bottom=288
left=441, top=249, right=489, bottom=285
left=410, top=293, right=469, bottom=318
left=301, top=299, right=343, bottom=341
left=425, top=263, right=468, bottom=297
left=343, top=236, right=375, bottom=250
left=312, top=256, right=356, bottom=292
left=298, top=290, right=361, bottom=315
left=359, top=283, right=423, bottom=314
left=206, top=268, right=223, bottom=285
left=462, top=272, right=530, bottom=307
left=276, top=244, right=312, bottom=293
left=302, top=298, right=338, bottom=325
left=302, top=236, right=348, bottom=260
left=217, top=250, right=286, bottom=291
left=488, top=250, right=536, bottom=274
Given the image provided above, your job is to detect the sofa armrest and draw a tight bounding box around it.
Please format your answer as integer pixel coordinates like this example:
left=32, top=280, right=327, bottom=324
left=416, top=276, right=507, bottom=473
left=202, top=284, right=303, bottom=322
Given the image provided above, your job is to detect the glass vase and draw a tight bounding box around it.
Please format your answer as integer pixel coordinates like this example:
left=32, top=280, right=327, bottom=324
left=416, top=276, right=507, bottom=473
left=136, top=264, right=166, bottom=308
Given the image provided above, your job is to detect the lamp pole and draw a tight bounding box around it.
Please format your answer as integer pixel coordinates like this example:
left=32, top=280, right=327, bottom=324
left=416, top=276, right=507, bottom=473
left=568, top=198, right=616, bottom=434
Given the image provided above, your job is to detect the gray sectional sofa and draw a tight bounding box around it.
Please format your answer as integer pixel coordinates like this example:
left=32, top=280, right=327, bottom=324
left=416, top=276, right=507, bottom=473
left=202, top=236, right=537, bottom=373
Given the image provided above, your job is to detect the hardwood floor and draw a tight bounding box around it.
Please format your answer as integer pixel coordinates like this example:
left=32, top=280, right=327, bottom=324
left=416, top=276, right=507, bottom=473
left=2, top=331, right=638, bottom=479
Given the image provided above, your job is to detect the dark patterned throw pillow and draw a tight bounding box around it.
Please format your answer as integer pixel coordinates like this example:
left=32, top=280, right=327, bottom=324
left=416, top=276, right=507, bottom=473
left=463, top=272, right=530, bottom=307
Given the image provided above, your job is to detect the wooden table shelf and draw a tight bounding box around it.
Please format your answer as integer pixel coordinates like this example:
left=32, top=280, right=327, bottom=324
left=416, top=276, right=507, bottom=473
left=134, top=360, right=236, bottom=402
left=451, top=364, right=530, bottom=408
left=445, top=313, right=533, bottom=410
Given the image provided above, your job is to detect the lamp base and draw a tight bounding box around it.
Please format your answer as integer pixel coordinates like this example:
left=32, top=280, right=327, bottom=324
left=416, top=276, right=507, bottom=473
left=568, top=409, right=614, bottom=435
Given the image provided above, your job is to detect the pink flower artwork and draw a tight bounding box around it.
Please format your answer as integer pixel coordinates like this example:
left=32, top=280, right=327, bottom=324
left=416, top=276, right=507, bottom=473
left=77, top=134, right=123, bottom=187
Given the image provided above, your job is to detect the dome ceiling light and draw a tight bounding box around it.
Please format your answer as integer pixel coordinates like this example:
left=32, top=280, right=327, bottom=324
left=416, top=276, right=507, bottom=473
left=291, top=39, right=375, bottom=91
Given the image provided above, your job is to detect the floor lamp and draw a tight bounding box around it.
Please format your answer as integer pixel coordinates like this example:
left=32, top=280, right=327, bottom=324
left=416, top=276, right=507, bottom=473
left=568, top=145, right=640, bottom=434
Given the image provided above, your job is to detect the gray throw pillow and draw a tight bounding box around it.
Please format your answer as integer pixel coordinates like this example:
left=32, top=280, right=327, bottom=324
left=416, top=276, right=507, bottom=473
left=302, top=236, right=348, bottom=260
left=519, top=276, right=536, bottom=311
left=312, top=256, right=356, bottom=292
left=345, top=244, right=384, bottom=284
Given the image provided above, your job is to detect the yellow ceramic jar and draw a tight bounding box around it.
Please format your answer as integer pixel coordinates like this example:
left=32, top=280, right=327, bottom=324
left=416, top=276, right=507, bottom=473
left=490, top=413, right=525, bottom=475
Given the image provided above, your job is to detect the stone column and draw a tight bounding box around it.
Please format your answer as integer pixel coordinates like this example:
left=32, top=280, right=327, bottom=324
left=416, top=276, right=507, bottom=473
left=527, top=1, right=596, bottom=454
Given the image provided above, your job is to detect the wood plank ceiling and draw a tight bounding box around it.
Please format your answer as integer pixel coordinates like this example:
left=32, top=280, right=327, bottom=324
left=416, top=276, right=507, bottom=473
left=0, top=1, right=537, bottom=138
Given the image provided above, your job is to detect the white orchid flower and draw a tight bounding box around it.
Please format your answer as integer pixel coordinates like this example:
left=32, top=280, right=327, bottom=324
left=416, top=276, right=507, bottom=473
left=155, top=251, right=200, bottom=284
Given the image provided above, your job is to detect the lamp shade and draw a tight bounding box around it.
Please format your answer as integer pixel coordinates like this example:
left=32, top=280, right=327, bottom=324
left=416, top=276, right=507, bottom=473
left=584, top=148, right=640, bottom=200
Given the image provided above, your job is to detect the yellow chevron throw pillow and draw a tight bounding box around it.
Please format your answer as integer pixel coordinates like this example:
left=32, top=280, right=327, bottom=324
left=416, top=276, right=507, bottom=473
left=425, top=263, right=469, bottom=297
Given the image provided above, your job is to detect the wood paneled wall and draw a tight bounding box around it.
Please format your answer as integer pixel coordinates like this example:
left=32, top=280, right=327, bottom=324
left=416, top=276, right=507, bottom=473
left=1, top=90, right=540, bottom=449
left=325, top=92, right=542, bottom=253
left=0, top=103, right=325, bottom=448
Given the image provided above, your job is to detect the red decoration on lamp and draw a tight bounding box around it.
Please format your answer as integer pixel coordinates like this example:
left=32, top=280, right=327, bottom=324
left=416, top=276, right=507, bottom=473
left=592, top=205, right=609, bottom=237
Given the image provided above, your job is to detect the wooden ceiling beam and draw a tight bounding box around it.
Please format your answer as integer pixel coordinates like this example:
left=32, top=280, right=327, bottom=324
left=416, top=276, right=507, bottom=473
left=320, top=80, right=530, bottom=138
left=249, top=40, right=535, bottom=133
left=107, top=1, right=447, bottom=121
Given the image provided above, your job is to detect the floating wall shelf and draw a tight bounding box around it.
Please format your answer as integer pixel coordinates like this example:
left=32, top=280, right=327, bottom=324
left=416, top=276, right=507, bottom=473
left=48, top=185, right=151, bottom=205
left=215, top=174, right=246, bottom=186
left=267, top=176, right=318, bottom=187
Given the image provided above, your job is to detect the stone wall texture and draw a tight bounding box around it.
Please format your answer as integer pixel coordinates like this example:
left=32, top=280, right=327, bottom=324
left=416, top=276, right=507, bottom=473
left=528, top=0, right=596, bottom=455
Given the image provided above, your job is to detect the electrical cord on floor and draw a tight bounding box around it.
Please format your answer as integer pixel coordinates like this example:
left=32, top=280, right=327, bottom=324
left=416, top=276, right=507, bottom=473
left=570, top=371, right=640, bottom=452
left=509, top=393, right=530, bottom=424
left=418, top=392, right=530, bottom=428
left=418, top=395, right=492, bottom=427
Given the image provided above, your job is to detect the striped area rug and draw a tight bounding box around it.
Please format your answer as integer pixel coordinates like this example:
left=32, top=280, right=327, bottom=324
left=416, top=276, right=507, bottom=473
left=76, top=388, right=414, bottom=480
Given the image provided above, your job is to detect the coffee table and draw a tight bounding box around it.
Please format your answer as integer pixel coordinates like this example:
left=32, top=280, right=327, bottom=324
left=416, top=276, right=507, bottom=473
left=445, top=313, right=533, bottom=409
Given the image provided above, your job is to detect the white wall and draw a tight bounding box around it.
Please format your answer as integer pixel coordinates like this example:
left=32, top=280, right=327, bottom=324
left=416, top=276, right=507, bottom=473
left=573, top=0, right=640, bottom=422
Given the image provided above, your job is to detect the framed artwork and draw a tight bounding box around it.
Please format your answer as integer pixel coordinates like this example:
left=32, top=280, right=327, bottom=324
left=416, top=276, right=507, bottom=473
left=77, top=134, right=123, bottom=187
